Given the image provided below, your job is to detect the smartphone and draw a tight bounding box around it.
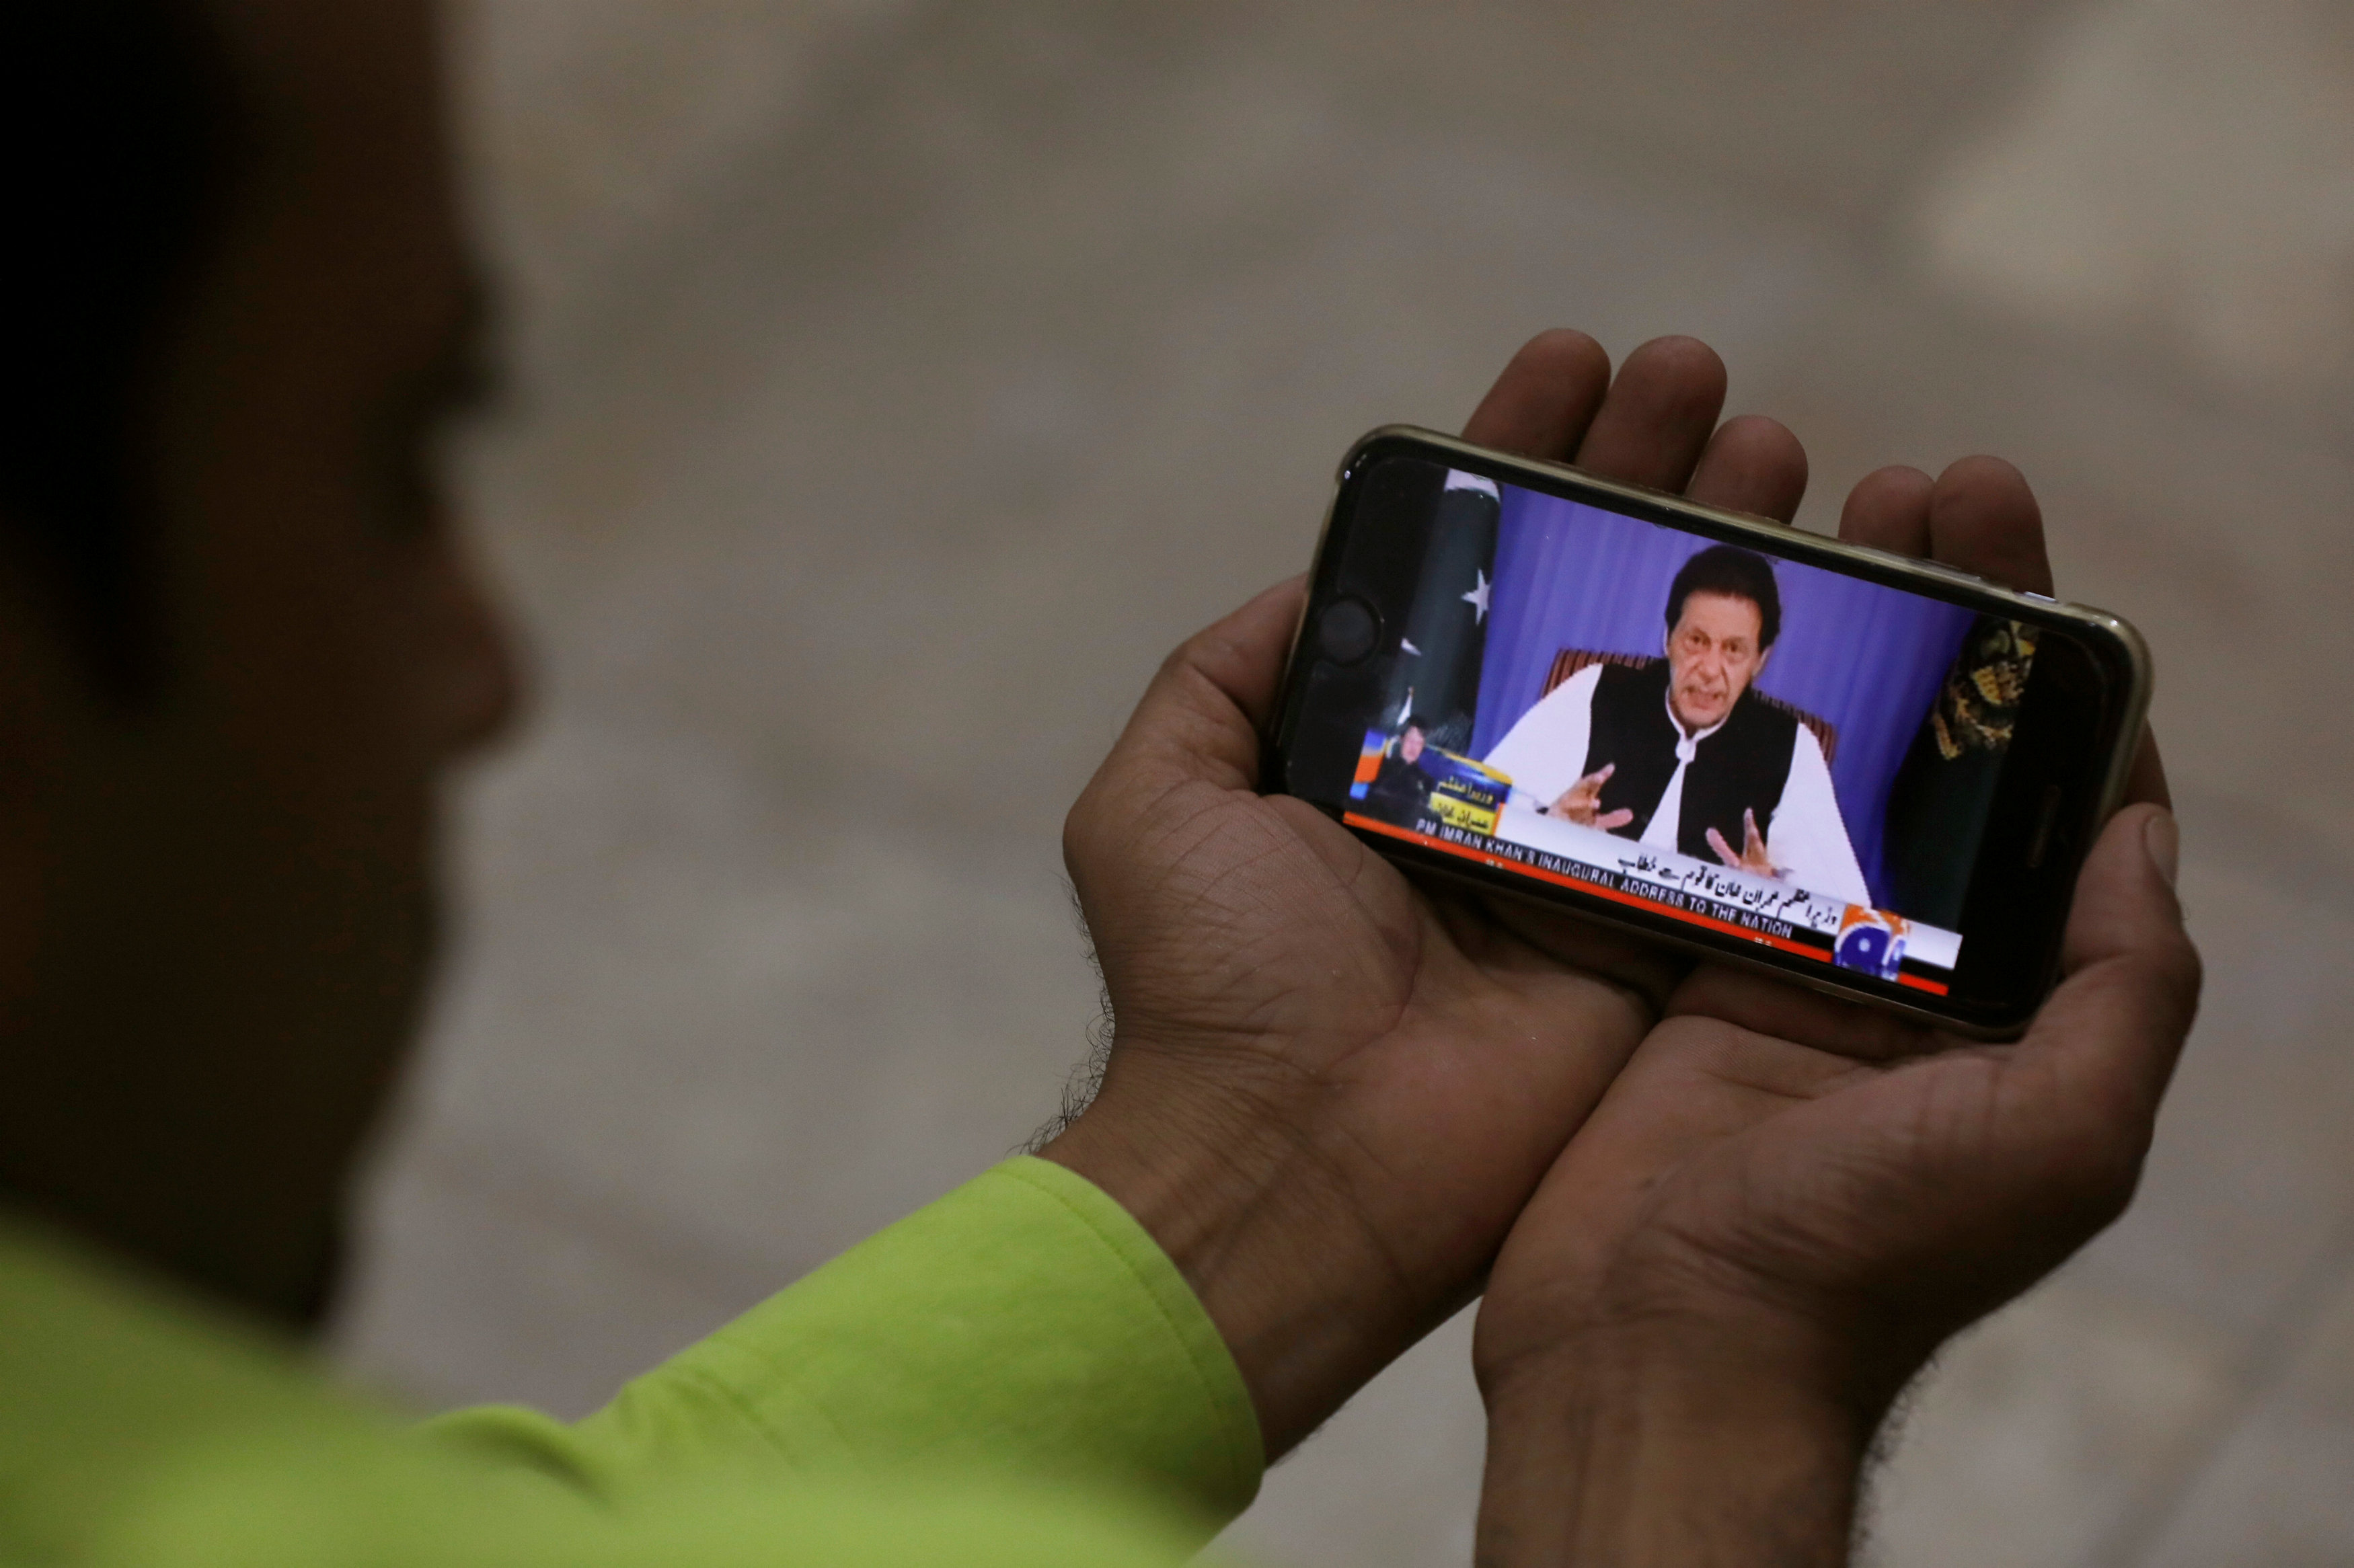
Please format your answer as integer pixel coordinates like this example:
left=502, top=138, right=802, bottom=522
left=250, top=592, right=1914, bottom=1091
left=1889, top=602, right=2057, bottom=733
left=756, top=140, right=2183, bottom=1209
left=1268, top=427, right=2152, bottom=1037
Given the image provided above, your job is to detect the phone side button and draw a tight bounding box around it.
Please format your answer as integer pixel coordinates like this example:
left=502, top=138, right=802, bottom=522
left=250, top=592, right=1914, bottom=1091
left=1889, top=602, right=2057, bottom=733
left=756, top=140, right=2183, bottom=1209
left=2022, top=590, right=2057, bottom=603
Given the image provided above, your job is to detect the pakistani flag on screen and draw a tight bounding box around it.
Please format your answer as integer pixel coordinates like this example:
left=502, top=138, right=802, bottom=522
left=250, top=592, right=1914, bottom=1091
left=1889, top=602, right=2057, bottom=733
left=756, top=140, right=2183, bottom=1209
left=1379, top=469, right=1500, bottom=754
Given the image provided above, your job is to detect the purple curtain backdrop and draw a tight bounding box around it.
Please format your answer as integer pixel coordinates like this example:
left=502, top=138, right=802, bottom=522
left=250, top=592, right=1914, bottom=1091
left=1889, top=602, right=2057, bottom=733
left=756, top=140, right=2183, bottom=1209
left=1468, top=488, right=1974, bottom=907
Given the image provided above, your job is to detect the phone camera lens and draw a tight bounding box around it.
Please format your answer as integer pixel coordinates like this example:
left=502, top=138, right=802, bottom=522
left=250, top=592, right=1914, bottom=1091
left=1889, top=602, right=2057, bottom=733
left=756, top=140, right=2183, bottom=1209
left=1318, top=598, right=1380, bottom=665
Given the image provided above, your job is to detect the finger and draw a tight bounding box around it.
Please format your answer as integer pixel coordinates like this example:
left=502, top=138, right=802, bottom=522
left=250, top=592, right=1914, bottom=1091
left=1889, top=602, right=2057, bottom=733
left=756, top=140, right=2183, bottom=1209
left=2015, top=804, right=2202, bottom=1139
left=1590, top=762, right=1616, bottom=785
left=2125, top=726, right=2170, bottom=809
left=1915, top=459, right=2168, bottom=808
left=1837, top=465, right=1935, bottom=557
left=1572, top=336, right=1729, bottom=494
left=1597, top=809, right=1634, bottom=830
left=1097, top=576, right=1308, bottom=795
left=1706, top=827, right=1739, bottom=867
left=1928, top=456, right=2053, bottom=594
left=2056, top=805, right=2186, bottom=972
left=1685, top=414, right=1809, bottom=524
left=1462, top=329, right=1614, bottom=459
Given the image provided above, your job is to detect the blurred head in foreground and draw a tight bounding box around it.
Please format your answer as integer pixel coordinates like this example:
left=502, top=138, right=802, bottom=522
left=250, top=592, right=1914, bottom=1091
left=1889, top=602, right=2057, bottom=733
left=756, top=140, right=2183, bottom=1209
left=0, top=1, right=516, bottom=1325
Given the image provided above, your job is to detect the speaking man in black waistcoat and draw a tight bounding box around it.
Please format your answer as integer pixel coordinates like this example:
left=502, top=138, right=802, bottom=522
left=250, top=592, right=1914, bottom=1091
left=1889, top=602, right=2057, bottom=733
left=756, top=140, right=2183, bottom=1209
left=1482, top=544, right=1871, bottom=908
left=1363, top=716, right=1439, bottom=825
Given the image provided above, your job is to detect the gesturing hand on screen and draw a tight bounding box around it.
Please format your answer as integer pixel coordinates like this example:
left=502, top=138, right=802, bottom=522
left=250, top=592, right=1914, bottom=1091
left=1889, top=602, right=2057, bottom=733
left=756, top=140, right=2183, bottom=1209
left=1547, top=762, right=1634, bottom=829
left=1470, top=459, right=2197, bottom=1568
left=1040, top=330, right=1817, bottom=1458
left=1704, top=805, right=1778, bottom=877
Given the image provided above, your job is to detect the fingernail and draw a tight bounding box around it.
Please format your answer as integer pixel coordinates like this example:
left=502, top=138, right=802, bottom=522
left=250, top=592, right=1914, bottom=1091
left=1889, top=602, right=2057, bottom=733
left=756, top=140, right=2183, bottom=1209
left=2144, top=810, right=2179, bottom=888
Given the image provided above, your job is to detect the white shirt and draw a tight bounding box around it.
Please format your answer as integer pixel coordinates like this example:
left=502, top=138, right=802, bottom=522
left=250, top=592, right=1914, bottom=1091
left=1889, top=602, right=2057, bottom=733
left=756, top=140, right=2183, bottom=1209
left=1482, top=664, right=1872, bottom=908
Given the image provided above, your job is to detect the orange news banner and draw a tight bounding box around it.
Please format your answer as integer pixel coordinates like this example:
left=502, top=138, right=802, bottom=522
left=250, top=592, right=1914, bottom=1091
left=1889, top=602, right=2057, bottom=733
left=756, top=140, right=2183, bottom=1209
left=1342, top=811, right=1950, bottom=997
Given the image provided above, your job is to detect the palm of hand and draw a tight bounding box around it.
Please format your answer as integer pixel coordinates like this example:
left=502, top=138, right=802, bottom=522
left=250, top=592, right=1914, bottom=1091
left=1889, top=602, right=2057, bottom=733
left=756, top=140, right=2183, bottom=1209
left=1062, top=610, right=1664, bottom=1329
left=1476, top=1005, right=2129, bottom=1403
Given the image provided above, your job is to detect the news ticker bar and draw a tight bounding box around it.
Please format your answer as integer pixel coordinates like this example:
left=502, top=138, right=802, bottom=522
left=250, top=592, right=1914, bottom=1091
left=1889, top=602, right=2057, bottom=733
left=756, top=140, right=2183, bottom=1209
left=1342, top=811, right=1952, bottom=996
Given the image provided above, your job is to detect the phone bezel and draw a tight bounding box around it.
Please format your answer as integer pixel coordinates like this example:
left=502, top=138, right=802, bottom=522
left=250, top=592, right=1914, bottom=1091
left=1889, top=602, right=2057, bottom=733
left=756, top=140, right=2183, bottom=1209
left=1267, top=427, right=2153, bottom=1039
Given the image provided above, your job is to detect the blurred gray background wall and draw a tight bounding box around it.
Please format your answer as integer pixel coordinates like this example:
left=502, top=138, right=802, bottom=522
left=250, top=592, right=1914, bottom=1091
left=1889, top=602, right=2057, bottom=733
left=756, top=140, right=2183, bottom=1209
left=327, top=3, right=2354, bottom=1564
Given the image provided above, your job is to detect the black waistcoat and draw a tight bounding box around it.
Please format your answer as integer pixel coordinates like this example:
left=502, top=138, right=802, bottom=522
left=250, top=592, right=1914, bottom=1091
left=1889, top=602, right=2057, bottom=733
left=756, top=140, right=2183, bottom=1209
left=1581, top=660, right=1798, bottom=859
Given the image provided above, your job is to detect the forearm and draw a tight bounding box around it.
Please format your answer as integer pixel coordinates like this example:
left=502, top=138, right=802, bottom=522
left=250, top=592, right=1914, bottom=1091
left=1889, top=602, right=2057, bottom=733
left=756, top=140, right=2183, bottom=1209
left=554, top=1159, right=1262, bottom=1526
left=1476, top=1331, right=1876, bottom=1568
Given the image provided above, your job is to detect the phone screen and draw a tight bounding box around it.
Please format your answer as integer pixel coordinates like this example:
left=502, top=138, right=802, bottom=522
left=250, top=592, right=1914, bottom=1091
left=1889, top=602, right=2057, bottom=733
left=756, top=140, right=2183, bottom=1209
left=1305, top=455, right=2050, bottom=1001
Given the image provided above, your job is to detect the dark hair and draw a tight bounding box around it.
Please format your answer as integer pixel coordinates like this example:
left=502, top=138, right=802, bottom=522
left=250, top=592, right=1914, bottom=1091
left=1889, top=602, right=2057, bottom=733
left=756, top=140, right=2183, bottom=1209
left=1665, top=544, right=1781, bottom=650
left=1, top=3, right=237, bottom=693
left=1398, top=714, right=1429, bottom=734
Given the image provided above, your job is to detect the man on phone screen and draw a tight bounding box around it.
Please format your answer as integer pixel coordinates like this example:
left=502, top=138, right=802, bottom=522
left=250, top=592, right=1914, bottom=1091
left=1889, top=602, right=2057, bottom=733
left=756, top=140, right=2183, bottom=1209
left=1484, top=543, right=1871, bottom=907
left=1363, top=716, right=1437, bottom=824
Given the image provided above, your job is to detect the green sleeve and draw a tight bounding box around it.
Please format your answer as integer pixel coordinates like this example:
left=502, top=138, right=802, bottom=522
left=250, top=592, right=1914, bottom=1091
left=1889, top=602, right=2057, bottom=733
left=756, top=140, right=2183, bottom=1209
left=429, top=1157, right=1263, bottom=1536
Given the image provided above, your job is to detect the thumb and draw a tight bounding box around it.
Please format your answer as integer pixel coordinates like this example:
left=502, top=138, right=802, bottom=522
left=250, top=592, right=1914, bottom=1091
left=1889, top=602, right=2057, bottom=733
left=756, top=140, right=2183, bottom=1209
left=1097, top=577, right=1307, bottom=797
left=2014, top=805, right=2203, bottom=1138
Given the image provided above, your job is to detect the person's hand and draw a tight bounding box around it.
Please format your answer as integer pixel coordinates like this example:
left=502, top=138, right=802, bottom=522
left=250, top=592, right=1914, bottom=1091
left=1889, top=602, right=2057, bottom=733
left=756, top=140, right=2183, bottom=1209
left=1704, top=805, right=1778, bottom=876
left=1470, top=459, right=2199, bottom=1567
left=1546, top=762, right=1634, bottom=829
left=1040, top=331, right=1815, bottom=1457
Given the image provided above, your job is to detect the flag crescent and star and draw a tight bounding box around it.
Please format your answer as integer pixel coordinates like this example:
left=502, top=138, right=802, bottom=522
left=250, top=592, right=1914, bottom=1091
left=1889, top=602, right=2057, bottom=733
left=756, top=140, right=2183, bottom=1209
left=1461, top=570, right=1490, bottom=623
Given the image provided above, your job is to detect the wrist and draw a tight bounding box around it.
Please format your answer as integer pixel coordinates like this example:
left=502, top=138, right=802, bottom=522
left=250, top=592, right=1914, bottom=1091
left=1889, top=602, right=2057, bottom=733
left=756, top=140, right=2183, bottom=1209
left=1038, top=1055, right=1437, bottom=1457
left=1476, top=1319, right=1881, bottom=1568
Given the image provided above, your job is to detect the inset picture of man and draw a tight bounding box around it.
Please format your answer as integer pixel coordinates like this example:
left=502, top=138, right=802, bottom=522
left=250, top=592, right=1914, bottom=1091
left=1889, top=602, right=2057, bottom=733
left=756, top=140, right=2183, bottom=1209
left=1361, top=715, right=1438, bottom=825
left=1484, top=543, right=1870, bottom=906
